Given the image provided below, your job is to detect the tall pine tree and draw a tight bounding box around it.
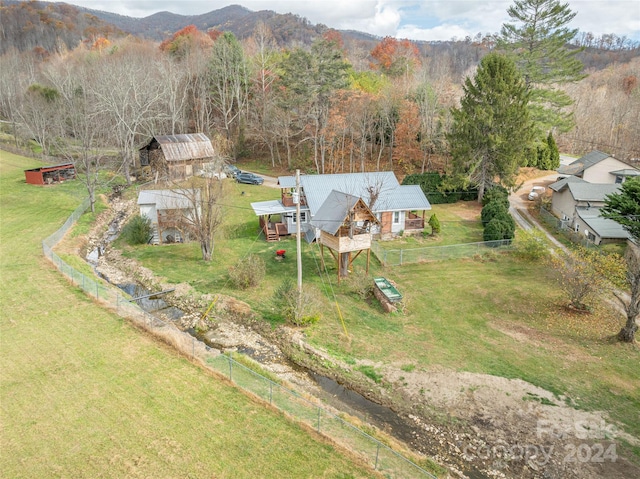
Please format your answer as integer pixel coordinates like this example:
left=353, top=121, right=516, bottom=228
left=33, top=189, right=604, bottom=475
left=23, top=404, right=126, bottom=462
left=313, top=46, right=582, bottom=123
left=447, top=53, right=533, bottom=202
left=499, top=0, right=585, bottom=133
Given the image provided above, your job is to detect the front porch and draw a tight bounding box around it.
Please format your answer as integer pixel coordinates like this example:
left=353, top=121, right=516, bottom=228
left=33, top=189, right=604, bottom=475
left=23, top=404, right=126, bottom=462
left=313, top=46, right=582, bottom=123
left=259, top=216, right=289, bottom=242
left=405, top=211, right=425, bottom=230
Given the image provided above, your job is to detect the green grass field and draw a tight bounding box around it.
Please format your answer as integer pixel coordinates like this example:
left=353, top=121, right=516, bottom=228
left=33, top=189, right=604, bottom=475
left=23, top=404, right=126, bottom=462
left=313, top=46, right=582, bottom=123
left=118, top=179, right=640, bottom=458
left=0, top=151, right=377, bottom=478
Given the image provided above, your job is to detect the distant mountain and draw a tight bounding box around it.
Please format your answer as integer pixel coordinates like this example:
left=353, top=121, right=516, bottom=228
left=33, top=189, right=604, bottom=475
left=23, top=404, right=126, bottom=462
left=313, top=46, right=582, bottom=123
left=0, top=0, right=384, bottom=51
left=0, top=0, right=127, bottom=55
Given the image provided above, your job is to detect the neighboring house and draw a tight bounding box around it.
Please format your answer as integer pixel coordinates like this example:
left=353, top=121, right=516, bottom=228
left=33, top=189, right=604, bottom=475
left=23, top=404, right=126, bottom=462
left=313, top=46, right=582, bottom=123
left=548, top=176, right=619, bottom=222
left=547, top=176, right=629, bottom=245
left=250, top=171, right=431, bottom=242
left=557, top=150, right=639, bottom=184
left=573, top=207, right=631, bottom=245
left=137, top=189, right=200, bottom=244
left=138, top=133, right=217, bottom=180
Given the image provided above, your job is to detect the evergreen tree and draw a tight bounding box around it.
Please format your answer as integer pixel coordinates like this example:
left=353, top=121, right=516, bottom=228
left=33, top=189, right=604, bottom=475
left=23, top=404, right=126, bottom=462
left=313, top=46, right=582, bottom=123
left=447, top=53, right=533, bottom=203
left=547, top=131, right=560, bottom=169
left=602, top=177, right=640, bottom=243
left=499, top=0, right=586, bottom=133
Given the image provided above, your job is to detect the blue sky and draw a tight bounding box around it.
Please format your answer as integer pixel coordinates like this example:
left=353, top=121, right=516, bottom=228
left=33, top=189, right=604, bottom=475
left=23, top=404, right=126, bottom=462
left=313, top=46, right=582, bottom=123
left=45, top=0, right=640, bottom=42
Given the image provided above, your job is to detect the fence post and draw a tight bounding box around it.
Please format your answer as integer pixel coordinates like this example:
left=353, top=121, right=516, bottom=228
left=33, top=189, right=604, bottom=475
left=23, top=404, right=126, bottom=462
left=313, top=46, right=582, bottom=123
left=269, top=382, right=273, bottom=405
left=317, top=407, right=321, bottom=432
left=192, top=336, right=195, bottom=359
left=375, top=442, right=381, bottom=470
left=228, top=355, right=233, bottom=380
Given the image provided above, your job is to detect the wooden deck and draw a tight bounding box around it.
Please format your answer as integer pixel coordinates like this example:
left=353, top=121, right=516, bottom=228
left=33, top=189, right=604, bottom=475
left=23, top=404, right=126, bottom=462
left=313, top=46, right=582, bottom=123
left=260, top=218, right=288, bottom=242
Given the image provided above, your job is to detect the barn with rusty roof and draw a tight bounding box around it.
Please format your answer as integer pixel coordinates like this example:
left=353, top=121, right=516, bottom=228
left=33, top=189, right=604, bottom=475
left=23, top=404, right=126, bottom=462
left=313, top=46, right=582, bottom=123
left=138, top=133, right=217, bottom=180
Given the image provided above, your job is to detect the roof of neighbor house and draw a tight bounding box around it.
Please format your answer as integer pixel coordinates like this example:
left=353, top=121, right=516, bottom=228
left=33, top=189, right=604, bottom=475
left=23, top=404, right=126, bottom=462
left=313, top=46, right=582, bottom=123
left=310, top=190, right=378, bottom=235
left=609, top=169, right=640, bottom=177
left=137, top=189, right=199, bottom=210
left=278, top=172, right=431, bottom=215
left=575, top=207, right=631, bottom=240
left=251, top=200, right=300, bottom=216
left=557, top=150, right=612, bottom=176
left=549, top=176, right=620, bottom=201
left=149, top=133, right=215, bottom=162
left=548, top=175, right=587, bottom=192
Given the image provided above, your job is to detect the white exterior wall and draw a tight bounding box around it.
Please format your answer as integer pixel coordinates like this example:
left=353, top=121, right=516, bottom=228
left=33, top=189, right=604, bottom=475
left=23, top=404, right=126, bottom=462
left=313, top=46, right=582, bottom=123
left=391, top=211, right=405, bottom=234
left=550, top=190, right=577, bottom=221
left=583, top=158, right=633, bottom=183
left=139, top=204, right=157, bottom=223
left=572, top=217, right=601, bottom=245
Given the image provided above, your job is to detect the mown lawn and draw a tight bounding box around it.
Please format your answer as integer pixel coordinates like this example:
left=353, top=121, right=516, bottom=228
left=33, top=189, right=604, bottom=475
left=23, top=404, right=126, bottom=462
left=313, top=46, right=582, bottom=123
left=0, top=150, right=377, bottom=478
left=120, top=181, right=640, bottom=455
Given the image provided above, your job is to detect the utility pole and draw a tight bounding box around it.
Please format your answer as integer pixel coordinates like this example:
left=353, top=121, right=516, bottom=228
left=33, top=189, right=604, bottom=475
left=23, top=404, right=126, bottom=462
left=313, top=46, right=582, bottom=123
left=295, top=169, right=302, bottom=294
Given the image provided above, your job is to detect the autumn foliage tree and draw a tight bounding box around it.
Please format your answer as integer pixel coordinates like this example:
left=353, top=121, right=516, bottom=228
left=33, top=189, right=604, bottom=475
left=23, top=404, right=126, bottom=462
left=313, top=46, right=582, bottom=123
left=159, top=25, right=213, bottom=59
left=370, top=36, right=421, bottom=77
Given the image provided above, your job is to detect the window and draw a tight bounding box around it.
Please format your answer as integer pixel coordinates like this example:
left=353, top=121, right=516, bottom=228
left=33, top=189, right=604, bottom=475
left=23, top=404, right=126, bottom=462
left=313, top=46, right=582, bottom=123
left=393, top=211, right=400, bottom=224
left=292, top=212, right=306, bottom=223
left=615, top=175, right=623, bottom=184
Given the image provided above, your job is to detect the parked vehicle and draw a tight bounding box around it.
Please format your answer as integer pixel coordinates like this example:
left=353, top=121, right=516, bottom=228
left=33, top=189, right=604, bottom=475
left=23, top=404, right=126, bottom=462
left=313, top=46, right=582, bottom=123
left=528, top=186, right=546, bottom=200
left=236, top=172, right=264, bottom=185
left=225, top=164, right=241, bottom=178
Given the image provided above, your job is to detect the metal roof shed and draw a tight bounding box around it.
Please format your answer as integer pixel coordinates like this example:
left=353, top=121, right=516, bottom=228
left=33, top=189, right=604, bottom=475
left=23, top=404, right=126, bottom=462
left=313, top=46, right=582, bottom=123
left=24, top=163, right=76, bottom=185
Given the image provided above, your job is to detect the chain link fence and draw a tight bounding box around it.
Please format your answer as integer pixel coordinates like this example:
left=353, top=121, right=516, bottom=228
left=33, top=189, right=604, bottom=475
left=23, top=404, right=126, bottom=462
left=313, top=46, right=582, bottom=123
left=42, top=198, right=438, bottom=479
left=372, top=239, right=513, bottom=266
left=539, top=206, right=594, bottom=248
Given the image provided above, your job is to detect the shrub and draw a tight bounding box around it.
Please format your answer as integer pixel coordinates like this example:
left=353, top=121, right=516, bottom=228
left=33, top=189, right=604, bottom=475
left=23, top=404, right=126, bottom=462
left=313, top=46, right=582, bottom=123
left=514, top=229, right=548, bottom=261
left=272, top=278, right=321, bottom=326
left=481, top=185, right=509, bottom=207
left=122, top=215, right=153, bottom=245
left=483, top=218, right=508, bottom=241
left=228, top=254, right=265, bottom=289
left=344, top=272, right=373, bottom=300
left=402, top=172, right=478, bottom=204
left=428, top=213, right=441, bottom=234
left=481, top=201, right=507, bottom=225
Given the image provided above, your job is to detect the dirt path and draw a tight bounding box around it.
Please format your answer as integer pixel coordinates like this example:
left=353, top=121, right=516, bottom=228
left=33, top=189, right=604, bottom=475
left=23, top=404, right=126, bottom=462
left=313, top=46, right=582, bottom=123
left=81, top=190, right=638, bottom=479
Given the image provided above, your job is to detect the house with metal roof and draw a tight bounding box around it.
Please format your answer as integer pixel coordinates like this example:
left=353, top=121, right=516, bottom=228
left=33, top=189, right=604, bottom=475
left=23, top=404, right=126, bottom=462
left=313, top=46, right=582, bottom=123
left=572, top=207, right=631, bottom=245
left=138, top=133, right=218, bottom=180
left=137, top=189, right=200, bottom=244
left=547, top=175, right=630, bottom=245
left=557, top=150, right=638, bottom=184
left=549, top=176, right=620, bottom=221
left=250, top=171, right=431, bottom=242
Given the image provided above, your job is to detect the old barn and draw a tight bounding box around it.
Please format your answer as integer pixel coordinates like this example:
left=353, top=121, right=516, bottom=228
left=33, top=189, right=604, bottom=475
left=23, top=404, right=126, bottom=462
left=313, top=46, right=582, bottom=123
left=138, top=133, right=217, bottom=180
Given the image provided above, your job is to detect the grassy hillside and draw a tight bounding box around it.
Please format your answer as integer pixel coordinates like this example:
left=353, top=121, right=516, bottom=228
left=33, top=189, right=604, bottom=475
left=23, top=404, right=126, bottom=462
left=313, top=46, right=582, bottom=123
left=0, top=150, right=376, bottom=478
left=119, top=179, right=640, bottom=456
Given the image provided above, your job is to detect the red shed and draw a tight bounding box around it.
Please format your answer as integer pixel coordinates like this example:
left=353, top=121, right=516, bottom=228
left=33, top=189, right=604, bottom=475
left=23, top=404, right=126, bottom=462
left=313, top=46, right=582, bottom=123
left=24, top=163, right=76, bottom=185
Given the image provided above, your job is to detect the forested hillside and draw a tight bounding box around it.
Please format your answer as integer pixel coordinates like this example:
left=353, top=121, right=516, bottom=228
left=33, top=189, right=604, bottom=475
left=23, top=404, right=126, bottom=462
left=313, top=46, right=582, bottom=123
left=0, top=0, right=638, bottom=181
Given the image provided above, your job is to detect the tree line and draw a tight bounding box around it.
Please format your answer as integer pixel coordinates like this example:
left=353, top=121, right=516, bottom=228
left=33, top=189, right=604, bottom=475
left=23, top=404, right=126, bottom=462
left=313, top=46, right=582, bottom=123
left=0, top=0, right=638, bottom=201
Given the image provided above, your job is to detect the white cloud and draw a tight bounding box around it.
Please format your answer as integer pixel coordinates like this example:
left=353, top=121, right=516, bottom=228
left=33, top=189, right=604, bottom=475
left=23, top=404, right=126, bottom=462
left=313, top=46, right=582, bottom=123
left=40, top=0, right=640, bottom=41
left=397, top=24, right=471, bottom=42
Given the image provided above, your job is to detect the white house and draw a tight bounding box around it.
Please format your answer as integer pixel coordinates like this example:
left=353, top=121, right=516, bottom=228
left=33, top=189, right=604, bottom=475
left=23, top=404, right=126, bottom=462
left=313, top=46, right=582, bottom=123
left=137, top=189, right=200, bottom=244
left=557, top=150, right=639, bottom=184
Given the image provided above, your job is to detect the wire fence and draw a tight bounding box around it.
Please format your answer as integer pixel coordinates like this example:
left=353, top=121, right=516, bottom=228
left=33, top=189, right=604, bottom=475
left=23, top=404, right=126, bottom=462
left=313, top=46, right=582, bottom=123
left=372, top=239, right=513, bottom=266
left=539, top=206, right=594, bottom=248
left=41, top=198, right=438, bottom=479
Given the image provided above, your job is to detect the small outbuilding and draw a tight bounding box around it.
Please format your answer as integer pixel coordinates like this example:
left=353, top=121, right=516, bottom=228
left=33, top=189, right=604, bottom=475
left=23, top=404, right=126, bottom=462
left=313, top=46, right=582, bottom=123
left=24, top=163, right=75, bottom=185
